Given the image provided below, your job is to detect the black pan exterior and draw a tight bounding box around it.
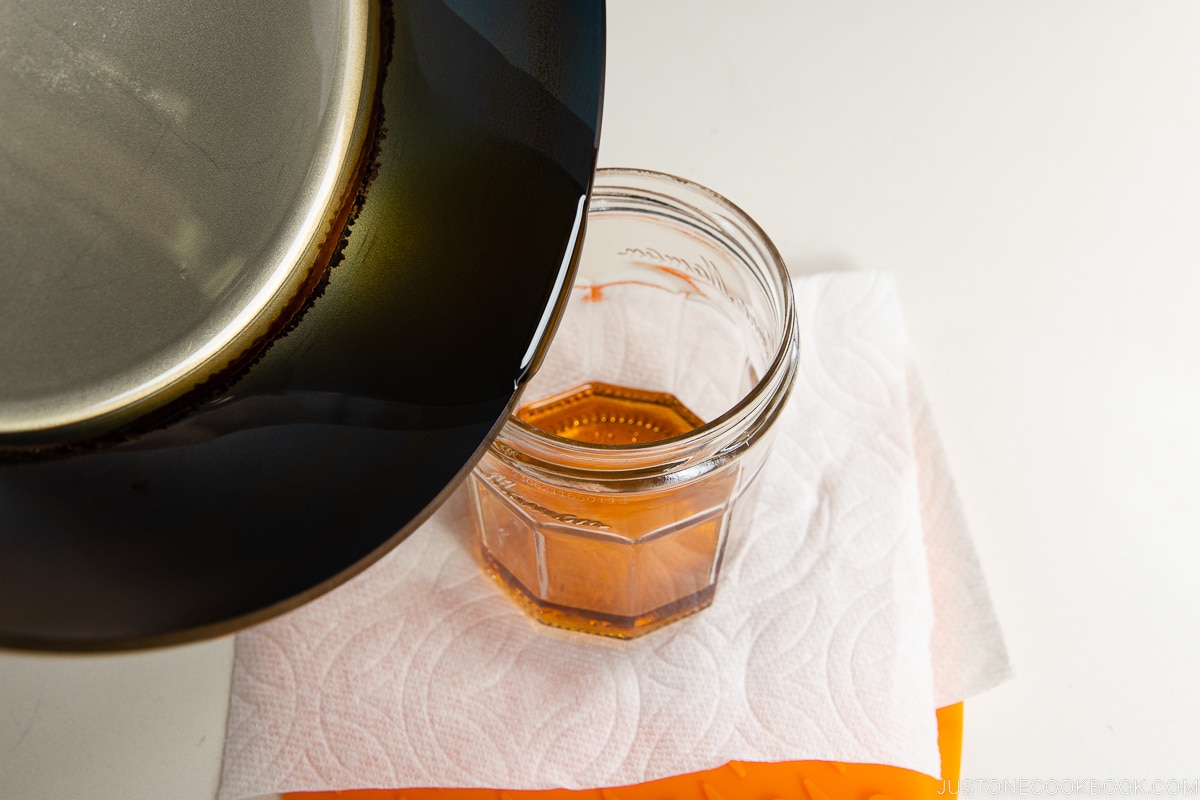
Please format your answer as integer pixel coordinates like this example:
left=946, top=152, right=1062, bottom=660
left=0, top=0, right=604, bottom=650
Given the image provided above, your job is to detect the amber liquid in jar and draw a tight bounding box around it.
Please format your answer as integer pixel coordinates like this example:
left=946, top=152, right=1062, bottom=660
left=474, top=382, right=737, bottom=638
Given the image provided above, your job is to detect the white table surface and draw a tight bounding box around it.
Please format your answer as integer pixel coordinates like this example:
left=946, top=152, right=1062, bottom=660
left=3, top=2, right=1199, bottom=797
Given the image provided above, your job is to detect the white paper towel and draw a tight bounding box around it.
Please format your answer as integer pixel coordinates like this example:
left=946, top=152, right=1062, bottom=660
left=218, top=271, right=1010, bottom=799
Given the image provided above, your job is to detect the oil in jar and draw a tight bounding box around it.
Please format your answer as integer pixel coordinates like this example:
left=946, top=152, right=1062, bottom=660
left=471, top=382, right=738, bottom=638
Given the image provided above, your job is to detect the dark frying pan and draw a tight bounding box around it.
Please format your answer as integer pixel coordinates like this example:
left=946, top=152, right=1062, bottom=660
left=0, top=0, right=604, bottom=650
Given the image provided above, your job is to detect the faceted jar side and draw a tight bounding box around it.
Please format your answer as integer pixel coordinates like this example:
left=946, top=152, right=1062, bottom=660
left=469, top=446, right=740, bottom=638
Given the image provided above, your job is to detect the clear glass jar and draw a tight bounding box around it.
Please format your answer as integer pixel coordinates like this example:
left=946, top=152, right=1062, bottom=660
left=468, top=168, right=799, bottom=638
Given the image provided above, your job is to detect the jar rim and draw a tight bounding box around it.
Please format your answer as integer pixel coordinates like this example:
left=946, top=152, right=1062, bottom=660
left=501, top=167, right=799, bottom=465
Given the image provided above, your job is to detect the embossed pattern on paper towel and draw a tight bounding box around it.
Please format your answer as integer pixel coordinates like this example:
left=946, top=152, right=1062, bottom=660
left=218, top=272, right=979, bottom=799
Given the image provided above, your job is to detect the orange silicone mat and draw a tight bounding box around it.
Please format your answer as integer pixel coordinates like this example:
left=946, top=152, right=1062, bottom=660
left=287, top=703, right=961, bottom=800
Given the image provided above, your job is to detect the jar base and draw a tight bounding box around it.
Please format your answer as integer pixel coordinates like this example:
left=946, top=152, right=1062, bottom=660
left=479, top=545, right=716, bottom=639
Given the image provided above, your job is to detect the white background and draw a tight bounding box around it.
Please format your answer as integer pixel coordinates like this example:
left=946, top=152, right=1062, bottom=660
left=597, top=0, right=1200, bottom=778
left=3, top=2, right=1199, bottom=797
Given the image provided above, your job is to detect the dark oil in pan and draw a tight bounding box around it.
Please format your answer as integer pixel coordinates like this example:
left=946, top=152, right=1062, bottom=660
left=0, top=0, right=603, bottom=650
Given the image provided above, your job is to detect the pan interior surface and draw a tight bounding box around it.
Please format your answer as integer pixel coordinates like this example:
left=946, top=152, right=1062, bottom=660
left=0, top=0, right=604, bottom=650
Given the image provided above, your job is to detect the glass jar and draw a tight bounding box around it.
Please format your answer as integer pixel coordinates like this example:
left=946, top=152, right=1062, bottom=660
left=468, top=168, right=799, bottom=638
